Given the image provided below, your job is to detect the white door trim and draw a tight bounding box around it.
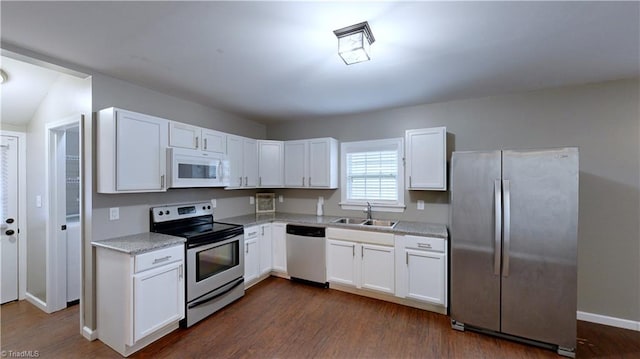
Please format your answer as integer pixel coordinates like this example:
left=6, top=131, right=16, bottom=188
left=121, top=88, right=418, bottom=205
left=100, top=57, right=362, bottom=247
left=45, top=115, right=82, bottom=313
left=0, top=130, right=27, bottom=301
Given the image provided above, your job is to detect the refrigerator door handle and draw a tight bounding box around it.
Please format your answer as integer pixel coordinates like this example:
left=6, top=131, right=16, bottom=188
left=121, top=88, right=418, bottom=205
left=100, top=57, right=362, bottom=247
left=494, top=179, right=502, bottom=276
left=502, top=179, right=511, bottom=277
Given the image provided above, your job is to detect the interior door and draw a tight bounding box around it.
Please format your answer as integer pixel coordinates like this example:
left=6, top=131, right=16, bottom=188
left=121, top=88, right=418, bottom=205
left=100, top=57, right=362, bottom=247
left=450, top=150, right=502, bottom=331
left=501, top=148, right=578, bottom=348
left=1, top=135, right=19, bottom=304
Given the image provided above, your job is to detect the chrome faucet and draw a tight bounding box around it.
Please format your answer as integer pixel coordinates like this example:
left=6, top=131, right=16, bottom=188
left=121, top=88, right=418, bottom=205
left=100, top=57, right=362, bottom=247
left=364, top=202, right=373, bottom=220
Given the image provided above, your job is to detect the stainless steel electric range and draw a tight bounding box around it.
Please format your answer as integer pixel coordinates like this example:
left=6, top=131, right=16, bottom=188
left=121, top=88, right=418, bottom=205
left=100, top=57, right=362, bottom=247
left=150, top=202, right=244, bottom=327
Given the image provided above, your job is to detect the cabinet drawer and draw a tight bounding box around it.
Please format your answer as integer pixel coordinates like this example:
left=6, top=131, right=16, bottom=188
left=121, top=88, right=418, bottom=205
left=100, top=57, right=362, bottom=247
left=244, top=225, right=259, bottom=239
left=135, top=245, right=184, bottom=273
left=403, top=235, right=445, bottom=252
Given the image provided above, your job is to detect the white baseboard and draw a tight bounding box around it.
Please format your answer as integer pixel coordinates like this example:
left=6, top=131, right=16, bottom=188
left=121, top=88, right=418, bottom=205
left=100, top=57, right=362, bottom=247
left=82, top=326, right=98, bottom=341
left=577, top=311, right=640, bottom=331
left=25, top=292, right=48, bottom=313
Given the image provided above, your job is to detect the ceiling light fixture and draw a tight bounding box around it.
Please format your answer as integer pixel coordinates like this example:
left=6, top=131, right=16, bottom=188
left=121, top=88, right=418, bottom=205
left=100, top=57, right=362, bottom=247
left=333, top=21, right=375, bottom=65
left=0, top=69, right=8, bottom=84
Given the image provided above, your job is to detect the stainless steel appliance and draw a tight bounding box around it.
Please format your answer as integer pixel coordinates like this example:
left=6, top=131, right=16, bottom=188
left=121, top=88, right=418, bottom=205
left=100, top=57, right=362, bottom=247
left=167, top=148, right=229, bottom=188
left=150, top=202, right=244, bottom=327
left=286, top=224, right=328, bottom=286
left=450, top=148, right=578, bottom=358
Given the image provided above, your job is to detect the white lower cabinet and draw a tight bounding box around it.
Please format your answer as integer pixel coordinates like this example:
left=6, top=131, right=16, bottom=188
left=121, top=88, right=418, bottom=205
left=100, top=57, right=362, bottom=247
left=271, top=222, right=287, bottom=274
left=244, top=226, right=260, bottom=285
left=259, top=224, right=272, bottom=276
left=96, top=244, right=184, bottom=357
left=326, top=228, right=395, bottom=294
left=360, top=244, right=395, bottom=294
left=395, top=235, right=447, bottom=307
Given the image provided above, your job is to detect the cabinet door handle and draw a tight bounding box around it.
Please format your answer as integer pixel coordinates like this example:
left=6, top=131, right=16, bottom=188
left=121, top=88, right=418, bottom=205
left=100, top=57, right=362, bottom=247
left=152, top=256, right=171, bottom=264
left=239, top=177, right=243, bottom=186
left=361, top=246, right=364, bottom=258
left=417, top=243, right=432, bottom=249
left=302, top=177, right=305, bottom=186
left=244, top=176, right=248, bottom=186
left=406, top=252, right=409, bottom=265
left=409, top=175, right=412, bottom=188
left=179, top=264, right=183, bottom=279
left=195, top=136, right=199, bottom=149
left=160, top=175, right=165, bottom=189
left=261, top=226, right=264, bottom=236
left=352, top=245, right=355, bottom=257
left=204, top=138, right=208, bottom=150
left=308, top=177, right=311, bottom=186
left=246, top=243, right=249, bottom=253
left=259, top=177, right=262, bottom=187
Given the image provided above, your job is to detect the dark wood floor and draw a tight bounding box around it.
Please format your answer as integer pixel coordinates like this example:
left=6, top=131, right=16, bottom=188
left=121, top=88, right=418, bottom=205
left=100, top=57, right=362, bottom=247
left=2, top=277, right=639, bottom=358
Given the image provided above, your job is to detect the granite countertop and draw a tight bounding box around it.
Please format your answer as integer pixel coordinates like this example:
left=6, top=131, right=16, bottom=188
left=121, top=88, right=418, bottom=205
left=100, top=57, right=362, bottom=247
left=91, top=232, right=186, bottom=255
left=219, top=212, right=448, bottom=239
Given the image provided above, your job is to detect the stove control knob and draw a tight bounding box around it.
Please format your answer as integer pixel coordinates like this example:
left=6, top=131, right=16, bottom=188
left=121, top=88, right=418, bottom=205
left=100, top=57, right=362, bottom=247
left=166, top=210, right=170, bottom=215
left=158, top=211, right=163, bottom=216
left=207, top=205, right=211, bottom=209
left=202, top=206, right=206, bottom=210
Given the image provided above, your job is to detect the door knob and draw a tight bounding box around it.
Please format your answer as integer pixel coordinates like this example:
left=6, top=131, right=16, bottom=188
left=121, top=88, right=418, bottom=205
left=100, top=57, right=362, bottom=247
left=6, top=218, right=14, bottom=224
left=5, top=229, right=15, bottom=236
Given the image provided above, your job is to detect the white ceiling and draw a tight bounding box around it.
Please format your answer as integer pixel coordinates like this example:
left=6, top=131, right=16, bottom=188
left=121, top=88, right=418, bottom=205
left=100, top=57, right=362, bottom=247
left=1, top=1, right=638, bottom=123
left=0, top=56, right=61, bottom=126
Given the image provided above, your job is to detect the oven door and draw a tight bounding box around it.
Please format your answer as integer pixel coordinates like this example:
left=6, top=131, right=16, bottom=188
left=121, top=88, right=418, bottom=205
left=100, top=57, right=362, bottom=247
left=186, top=233, right=244, bottom=302
left=168, top=148, right=229, bottom=188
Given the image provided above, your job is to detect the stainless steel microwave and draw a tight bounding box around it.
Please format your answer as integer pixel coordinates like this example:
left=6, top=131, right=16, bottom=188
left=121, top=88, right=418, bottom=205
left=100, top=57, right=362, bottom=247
left=167, top=148, right=229, bottom=188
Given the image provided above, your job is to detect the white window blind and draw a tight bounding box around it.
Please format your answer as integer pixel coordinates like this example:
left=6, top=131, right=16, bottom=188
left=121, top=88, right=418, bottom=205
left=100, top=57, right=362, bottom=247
left=340, top=138, right=405, bottom=212
left=346, top=150, right=398, bottom=201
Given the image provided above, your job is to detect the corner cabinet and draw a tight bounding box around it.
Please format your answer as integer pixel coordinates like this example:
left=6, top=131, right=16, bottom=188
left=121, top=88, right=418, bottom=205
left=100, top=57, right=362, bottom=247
left=284, top=138, right=338, bottom=189
left=257, top=140, right=284, bottom=188
left=405, top=127, right=447, bottom=191
left=96, top=245, right=185, bottom=357
left=97, top=108, right=168, bottom=193
left=395, top=235, right=447, bottom=307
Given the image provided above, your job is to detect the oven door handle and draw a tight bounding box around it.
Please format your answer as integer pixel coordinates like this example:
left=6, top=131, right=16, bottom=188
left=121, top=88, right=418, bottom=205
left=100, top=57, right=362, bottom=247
left=187, top=231, right=243, bottom=249
left=187, top=277, right=245, bottom=309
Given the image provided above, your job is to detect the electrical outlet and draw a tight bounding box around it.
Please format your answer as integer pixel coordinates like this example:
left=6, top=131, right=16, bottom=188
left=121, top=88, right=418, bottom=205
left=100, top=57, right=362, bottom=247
left=249, top=196, right=255, bottom=205
left=279, top=195, right=284, bottom=203
left=211, top=199, right=217, bottom=208
left=109, top=207, right=120, bottom=221
left=319, top=196, right=324, bottom=205
left=417, top=200, right=425, bottom=210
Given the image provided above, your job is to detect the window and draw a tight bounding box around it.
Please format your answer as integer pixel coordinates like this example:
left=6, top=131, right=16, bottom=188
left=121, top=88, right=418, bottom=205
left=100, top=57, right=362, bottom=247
left=340, top=138, right=405, bottom=212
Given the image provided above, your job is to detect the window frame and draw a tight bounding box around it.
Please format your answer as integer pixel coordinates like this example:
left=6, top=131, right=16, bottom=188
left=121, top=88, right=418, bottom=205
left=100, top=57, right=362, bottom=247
left=339, top=138, right=405, bottom=213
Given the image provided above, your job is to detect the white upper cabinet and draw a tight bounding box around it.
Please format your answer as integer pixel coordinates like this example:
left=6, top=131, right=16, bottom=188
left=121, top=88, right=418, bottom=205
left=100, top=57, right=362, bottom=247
left=258, top=140, right=284, bottom=188
left=227, top=135, right=258, bottom=188
left=284, top=140, right=307, bottom=187
left=168, top=122, right=200, bottom=150
left=169, top=121, right=226, bottom=153
left=405, top=127, right=447, bottom=191
left=201, top=129, right=226, bottom=153
left=284, top=138, right=338, bottom=189
left=97, top=107, right=168, bottom=193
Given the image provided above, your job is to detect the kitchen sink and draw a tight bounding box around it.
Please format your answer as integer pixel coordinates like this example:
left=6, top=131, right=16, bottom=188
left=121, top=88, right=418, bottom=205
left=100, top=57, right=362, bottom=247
left=332, top=217, right=367, bottom=225
left=332, top=218, right=397, bottom=228
left=362, top=219, right=397, bottom=228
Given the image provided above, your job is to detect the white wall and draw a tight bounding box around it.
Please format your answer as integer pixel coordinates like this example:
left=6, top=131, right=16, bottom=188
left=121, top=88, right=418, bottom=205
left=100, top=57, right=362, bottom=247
left=25, top=74, right=91, bottom=302
left=267, top=79, right=640, bottom=323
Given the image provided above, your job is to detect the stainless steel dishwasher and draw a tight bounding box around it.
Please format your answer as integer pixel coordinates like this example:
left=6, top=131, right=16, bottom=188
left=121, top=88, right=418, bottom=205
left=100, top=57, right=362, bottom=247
left=286, top=224, right=327, bottom=286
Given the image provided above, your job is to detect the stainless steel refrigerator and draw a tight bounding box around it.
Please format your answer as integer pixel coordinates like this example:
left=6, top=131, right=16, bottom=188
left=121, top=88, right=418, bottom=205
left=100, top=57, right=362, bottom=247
left=450, top=148, right=578, bottom=358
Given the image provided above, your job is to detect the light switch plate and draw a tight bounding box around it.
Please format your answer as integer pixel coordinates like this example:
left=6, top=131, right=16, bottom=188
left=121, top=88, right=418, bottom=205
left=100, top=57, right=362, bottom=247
left=417, top=200, right=425, bottom=210
left=279, top=195, right=284, bottom=203
left=109, top=207, right=120, bottom=221
left=249, top=196, right=255, bottom=205
left=211, top=199, right=217, bottom=208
